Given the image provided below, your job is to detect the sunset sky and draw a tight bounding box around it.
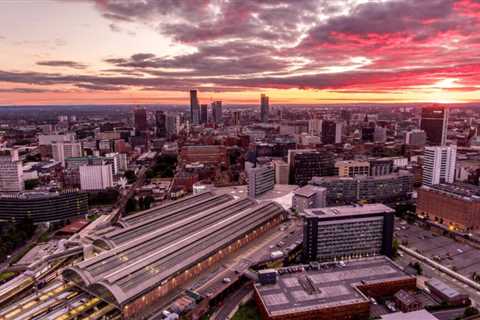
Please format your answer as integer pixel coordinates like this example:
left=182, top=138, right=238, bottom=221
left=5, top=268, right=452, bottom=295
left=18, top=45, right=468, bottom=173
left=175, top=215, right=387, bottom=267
left=1, top=0, right=480, bottom=105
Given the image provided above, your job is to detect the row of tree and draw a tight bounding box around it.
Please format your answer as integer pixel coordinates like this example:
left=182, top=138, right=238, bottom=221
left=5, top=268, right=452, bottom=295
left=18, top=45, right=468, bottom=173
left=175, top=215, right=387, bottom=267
left=125, top=195, right=155, bottom=214
left=0, top=218, right=36, bottom=262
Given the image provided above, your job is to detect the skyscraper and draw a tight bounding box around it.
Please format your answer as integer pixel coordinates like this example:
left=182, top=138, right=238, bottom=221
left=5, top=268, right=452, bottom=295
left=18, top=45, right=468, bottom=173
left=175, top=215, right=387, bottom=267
left=155, top=111, right=166, bottom=138
left=190, top=89, right=200, bottom=125
left=421, top=105, right=448, bottom=146
left=134, top=108, right=148, bottom=132
left=200, top=104, right=208, bottom=124
left=321, top=121, right=342, bottom=144
left=423, top=145, right=456, bottom=186
left=260, top=94, right=269, bottom=122
left=212, top=101, right=223, bottom=124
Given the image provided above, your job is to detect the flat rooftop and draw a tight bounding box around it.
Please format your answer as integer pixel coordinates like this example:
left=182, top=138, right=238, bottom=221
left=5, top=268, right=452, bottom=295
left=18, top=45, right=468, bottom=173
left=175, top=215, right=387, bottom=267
left=303, top=203, right=394, bottom=219
left=293, top=185, right=325, bottom=198
left=380, top=310, right=439, bottom=320
left=421, top=183, right=480, bottom=201
left=255, top=256, right=412, bottom=317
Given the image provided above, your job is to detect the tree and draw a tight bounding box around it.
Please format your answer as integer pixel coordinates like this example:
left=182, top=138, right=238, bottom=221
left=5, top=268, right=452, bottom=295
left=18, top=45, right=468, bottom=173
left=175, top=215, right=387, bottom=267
left=24, top=179, right=40, bottom=190
left=464, top=307, right=479, bottom=317
left=124, top=170, right=137, bottom=184
left=125, top=198, right=137, bottom=213
left=144, top=195, right=154, bottom=209
left=392, top=239, right=400, bottom=258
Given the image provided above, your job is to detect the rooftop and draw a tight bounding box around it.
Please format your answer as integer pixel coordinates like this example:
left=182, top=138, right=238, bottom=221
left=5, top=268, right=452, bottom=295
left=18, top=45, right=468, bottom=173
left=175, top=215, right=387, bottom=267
left=255, top=257, right=412, bottom=317
left=303, top=203, right=394, bottom=219
left=380, top=310, right=439, bottom=320
left=427, top=278, right=463, bottom=299
left=421, top=183, right=480, bottom=201
left=293, top=185, right=325, bottom=198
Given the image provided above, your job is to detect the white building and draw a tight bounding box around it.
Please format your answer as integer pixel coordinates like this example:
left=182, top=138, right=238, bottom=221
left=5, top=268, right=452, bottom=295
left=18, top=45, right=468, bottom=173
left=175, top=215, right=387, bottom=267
left=247, top=165, right=275, bottom=198
left=423, top=145, right=456, bottom=186
left=308, top=119, right=322, bottom=136
left=79, top=164, right=113, bottom=190
left=0, top=149, right=23, bottom=192
left=52, top=142, right=82, bottom=166
left=38, top=133, right=75, bottom=145
left=292, top=185, right=326, bottom=213
left=405, top=129, right=427, bottom=146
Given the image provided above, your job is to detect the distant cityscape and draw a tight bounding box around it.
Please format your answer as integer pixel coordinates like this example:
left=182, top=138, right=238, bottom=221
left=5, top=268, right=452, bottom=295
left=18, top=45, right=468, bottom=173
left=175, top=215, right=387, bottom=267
left=0, top=95, right=480, bottom=320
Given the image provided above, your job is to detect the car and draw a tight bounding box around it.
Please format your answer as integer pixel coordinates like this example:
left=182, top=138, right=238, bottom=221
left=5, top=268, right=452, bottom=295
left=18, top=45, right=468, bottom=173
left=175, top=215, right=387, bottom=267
left=223, top=278, right=231, bottom=283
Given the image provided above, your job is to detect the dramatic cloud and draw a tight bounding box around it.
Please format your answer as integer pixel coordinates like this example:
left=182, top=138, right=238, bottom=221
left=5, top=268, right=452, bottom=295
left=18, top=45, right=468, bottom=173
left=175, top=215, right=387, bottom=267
left=36, top=60, right=87, bottom=69
left=1, top=0, right=480, bottom=103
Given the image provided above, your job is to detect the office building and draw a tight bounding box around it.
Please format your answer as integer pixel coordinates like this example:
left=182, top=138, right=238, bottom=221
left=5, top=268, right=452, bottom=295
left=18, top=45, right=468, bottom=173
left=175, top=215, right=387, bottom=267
left=421, top=105, right=448, bottom=146
left=200, top=104, right=208, bottom=124
left=212, top=100, right=223, bottom=124
left=233, top=111, right=241, bottom=125
left=335, top=160, right=370, bottom=177
left=362, top=127, right=375, bottom=142
left=0, top=149, right=23, bottom=192
left=321, top=120, right=342, bottom=144
left=374, top=126, right=387, bottom=143
left=288, top=149, right=335, bottom=186
left=417, top=183, right=480, bottom=230
left=0, top=191, right=88, bottom=223
left=405, top=129, right=427, bottom=146
left=79, top=164, right=114, bottom=190
left=134, top=108, right=148, bottom=132
left=155, top=111, right=166, bottom=138
left=180, top=145, right=228, bottom=165
left=311, top=171, right=414, bottom=205
left=165, top=114, right=178, bottom=138
left=190, top=89, right=200, bottom=125
left=422, top=145, right=456, bottom=186
left=302, top=204, right=394, bottom=262
left=426, top=278, right=469, bottom=306
left=254, top=256, right=416, bottom=320
left=52, top=141, right=82, bottom=166
left=292, top=185, right=326, bottom=212
left=272, top=159, right=289, bottom=184
left=260, top=93, right=269, bottom=122
left=308, top=118, right=322, bottom=136
left=247, top=164, right=275, bottom=198
left=38, top=133, right=75, bottom=145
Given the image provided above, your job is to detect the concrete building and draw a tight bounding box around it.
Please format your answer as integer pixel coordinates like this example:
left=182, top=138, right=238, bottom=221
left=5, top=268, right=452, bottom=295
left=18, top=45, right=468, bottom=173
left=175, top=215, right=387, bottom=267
left=380, top=310, right=439, bottom=320
left=421, top=105, right=448, bottom=146
left=0, top=149, right=23, bottom=192
left=292, top=185, right=326, bottom=213
left=374, top=126, right=387, bottom=143
left=52, top=141, right=82, bottom=166
left=369, top=158, right=394, bottom=176
left=134, top=108, right=148, bottom=132
left=422, top=145, right=456, bottom=186
left=38, top=133, right=75, bottom=145
left=247, top=164, right=275, bottom=198
left=180, top=145, right=228, bottom=165
left=417, top=183, right=480, bottom=230
left=426, top=278, right=469, bottom=306
left=200, top=104, right=208, bottom=124
left=335, top=160, right=370, bottom=177
left=302, top=204, right=395, bottom=262
left=405, top=129, right=427, bottom=146
left=272, top=159, right=289, bottom=184
left=311, top=171, right=414, bottom=205
left=155, top=111, right=166, bottom=138
left=254, top=256, right=416, bottom=320
left=79, top=164, right=113, bottom=190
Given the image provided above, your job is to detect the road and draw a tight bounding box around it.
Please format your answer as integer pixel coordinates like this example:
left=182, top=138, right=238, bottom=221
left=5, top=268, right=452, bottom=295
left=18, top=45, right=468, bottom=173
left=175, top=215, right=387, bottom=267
left=213, top=283, right=252, bottom=320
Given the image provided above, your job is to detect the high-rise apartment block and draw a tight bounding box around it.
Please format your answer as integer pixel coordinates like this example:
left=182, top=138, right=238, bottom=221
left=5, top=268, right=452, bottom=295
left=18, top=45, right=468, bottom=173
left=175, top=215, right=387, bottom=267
left=422, top=145, right=456, bottom=186
left=200, top=104, right=208, bottom=124
left=190, top=89, right=200, bottom=125
left=308, top=118, right=322, bottom=136
left=421, top=105, right=448, bottom=146
left=212, top=100, right=223, bottom=124
left=155, top=111, right=166, bottom=138
left=0, top=149, right=23, bottom=192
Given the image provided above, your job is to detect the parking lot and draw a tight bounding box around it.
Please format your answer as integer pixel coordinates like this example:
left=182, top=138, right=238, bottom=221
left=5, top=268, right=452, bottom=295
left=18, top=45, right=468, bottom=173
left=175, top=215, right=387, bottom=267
left=395, top=220, right=480, bottom=280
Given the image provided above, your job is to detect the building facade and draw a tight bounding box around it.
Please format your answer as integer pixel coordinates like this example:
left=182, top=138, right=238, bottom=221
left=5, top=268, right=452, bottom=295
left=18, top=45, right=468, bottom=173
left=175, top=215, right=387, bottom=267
left=335, top=160, right=370, bottom=177
left=79, top=164, right=114, bottom=190
left=260, top=94, right=269, bottom=122
left=420, top=105, right=448, bottom=146
left=0, top=149, right=23, bottom=192
left=52, top=141, right=82, bottom=166
left=405, top=129, right=427, bottom=146
left=292, top=185, right=326, bottom=213
left=190, top=89, right=200, bottom=125
left=247, top=165, right=275, bottom=198
left=422, top=145, right=456, bottom=186
left=321, top=120, right=342, bottom=144
left=288, top=149, right=335, bottom=186
left=302, top=204, right=394, bottom=262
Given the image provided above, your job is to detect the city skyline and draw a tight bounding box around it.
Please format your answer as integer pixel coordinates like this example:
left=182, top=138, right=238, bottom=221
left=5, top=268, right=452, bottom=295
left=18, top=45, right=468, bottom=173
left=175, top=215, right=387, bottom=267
left=0, top=0, right=480, bottom=105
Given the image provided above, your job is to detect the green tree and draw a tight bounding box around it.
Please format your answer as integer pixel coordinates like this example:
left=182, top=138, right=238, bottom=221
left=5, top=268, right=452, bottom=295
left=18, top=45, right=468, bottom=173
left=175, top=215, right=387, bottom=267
left=24, top=179, right=40, bottom=190
left=392, top=239, right=400, bottom=258
left=464, top=307, right=479, bottom=317
left=125, top=197, right=137, bottom=213
left=124, top=170, right=137, bottom=184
